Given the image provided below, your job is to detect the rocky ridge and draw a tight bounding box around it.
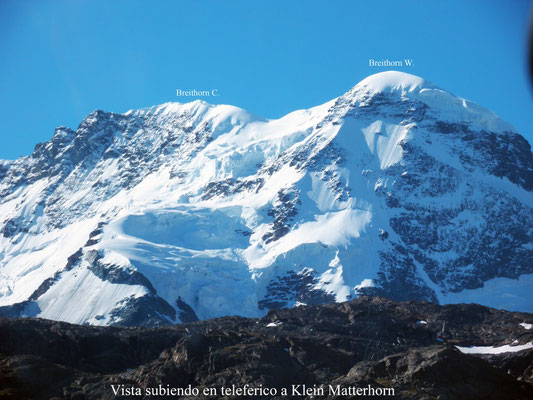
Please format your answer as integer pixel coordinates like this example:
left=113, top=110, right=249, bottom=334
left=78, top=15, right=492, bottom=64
left=1, top=297, right=532, bottom=399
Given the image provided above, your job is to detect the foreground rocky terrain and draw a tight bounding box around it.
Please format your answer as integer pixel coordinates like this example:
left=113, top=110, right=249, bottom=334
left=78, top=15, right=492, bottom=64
left=1, top=297, right=532, bottom=399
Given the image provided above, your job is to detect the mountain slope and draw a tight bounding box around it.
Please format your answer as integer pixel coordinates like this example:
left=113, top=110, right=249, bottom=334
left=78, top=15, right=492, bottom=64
left=0, top=71, right=532, bottom=326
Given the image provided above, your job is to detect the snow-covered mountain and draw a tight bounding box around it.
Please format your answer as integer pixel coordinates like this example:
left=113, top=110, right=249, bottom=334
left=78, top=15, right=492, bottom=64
left=0, top=71, right=532, bottom=326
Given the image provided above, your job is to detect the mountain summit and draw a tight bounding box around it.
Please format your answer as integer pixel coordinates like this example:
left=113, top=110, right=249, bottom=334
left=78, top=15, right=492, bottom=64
left=0, top=71, right=532, bottom=326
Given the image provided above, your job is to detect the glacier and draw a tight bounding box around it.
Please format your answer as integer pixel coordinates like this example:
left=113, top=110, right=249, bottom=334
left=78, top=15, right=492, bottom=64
left=0, top=71, right=531, bottom=326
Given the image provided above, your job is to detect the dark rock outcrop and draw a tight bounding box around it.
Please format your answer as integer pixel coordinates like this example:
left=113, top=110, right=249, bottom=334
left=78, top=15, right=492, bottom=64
left=1, top=297, right=532, bottom=399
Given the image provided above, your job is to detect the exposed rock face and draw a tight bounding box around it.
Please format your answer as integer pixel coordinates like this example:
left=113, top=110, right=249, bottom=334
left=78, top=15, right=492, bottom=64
left=0, top=297, right=532, bottom=399
left=258, top=268, right=336, bottom=310
left=0, top=71, right=532, bottom=326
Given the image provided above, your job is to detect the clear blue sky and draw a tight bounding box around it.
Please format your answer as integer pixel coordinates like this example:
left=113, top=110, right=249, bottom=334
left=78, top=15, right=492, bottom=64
left=1, top=0, right=532, bottom=160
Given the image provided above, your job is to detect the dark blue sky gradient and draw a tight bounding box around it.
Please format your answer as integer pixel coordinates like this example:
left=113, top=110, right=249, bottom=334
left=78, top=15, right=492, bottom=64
left=1, top=0, right=531, bottom=159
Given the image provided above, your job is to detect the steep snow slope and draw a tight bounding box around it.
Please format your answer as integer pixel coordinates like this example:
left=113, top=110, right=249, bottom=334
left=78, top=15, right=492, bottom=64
left=0, top=71, right=532, bottom=326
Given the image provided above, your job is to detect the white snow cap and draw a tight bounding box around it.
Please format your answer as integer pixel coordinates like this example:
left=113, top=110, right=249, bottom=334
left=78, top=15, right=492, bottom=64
left=351, top=71, right=515, bottom=133
left=355, top=70, right=436, bottom=94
